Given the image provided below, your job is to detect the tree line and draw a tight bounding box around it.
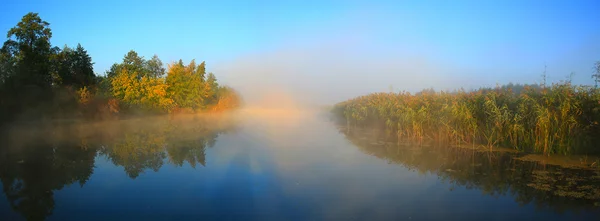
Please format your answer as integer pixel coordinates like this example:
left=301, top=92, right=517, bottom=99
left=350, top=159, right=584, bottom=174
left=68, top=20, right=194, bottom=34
left=0, top=12, right=241, bottom=123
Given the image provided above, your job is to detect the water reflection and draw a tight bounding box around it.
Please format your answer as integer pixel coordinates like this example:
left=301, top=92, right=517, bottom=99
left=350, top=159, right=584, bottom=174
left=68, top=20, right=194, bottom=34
left=0, top=114, right=238, bottom=220
left=338, top=126, right=600, bottom=213
left=2, top=112, right=600, bottom=221
left=0, top=137, right=96, bottom=221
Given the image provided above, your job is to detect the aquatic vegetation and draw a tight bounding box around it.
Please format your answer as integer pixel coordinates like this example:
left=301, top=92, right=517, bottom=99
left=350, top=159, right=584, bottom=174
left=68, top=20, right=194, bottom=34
left=515, top=154, right=600, bottom=170
left=332, top=82, right=600, bottom=155
left=339, top=127, right=600, bottom=212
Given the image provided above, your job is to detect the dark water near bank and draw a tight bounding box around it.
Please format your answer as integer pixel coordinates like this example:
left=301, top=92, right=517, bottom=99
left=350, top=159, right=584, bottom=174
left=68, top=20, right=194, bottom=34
left=1, top=110, right=599, bottom=221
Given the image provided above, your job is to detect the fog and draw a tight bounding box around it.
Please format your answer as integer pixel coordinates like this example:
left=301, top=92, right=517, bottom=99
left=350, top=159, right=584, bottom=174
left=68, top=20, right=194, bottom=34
left=212, top=26, right=464, bottom=109
left=209, top=7, right=600, bottom=110
left=217, top=39, right=599, bottom=109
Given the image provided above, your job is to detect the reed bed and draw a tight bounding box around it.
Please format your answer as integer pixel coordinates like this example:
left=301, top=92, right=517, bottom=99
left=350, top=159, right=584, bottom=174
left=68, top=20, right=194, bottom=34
left=332, top=83, right=600, bottom=155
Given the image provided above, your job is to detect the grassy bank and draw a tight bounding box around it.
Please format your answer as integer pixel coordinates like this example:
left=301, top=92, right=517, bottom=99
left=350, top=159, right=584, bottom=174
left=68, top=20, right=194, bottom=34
left=332, top=82, right=600, bottom=155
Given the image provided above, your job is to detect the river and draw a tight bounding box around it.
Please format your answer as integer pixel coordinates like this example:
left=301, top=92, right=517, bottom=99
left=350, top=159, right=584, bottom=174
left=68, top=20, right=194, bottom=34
left=0, top=109, right=599, bottom=221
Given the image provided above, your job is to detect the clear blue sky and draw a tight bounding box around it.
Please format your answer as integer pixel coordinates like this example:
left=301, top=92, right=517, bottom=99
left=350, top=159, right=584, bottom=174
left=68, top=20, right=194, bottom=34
left=1, top=0, right=599, bottom=103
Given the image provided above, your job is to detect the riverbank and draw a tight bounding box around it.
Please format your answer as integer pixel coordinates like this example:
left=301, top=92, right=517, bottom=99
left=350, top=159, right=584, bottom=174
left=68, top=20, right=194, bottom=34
left=337, top=125, right=600, bottom=170
left=338, top=125, right=600, bottom=210
left=331, top=82, right=600, bottom=155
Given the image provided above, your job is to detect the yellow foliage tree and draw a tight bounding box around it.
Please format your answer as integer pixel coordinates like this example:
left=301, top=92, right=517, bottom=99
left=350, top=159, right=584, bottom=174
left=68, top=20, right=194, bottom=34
left=165, top=60, right=210, bottom=110
left=76, top=86, right=91, bottom=106
left=211, top=86, right=242, bottom=111
left=110, top=69, right=173, bottom=112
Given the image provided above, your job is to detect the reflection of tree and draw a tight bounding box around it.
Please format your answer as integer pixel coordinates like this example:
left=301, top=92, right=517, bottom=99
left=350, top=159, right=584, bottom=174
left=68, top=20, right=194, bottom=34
left=166, top=133, right=214, bottom=168
left=0, top=114, right=239, bottom=220
left=100, top=129, right=167, bottom=179
left=0, top=137, right=97, bottom=221
left=339, top=126, right=600, bottom=213
left=99, top=115, right=238, bottom=177
left=165, top=119, right=221, bottom=168
left=164, top=118, right=232, bottom=169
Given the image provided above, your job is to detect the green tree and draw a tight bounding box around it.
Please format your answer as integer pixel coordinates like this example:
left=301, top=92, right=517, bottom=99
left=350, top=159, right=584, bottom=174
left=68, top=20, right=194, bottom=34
left=0, top=45, right=14, bottom=85
left=593, top=61, right=600, bottom=88
left=2, top=12, right=54, bottom=89
left=197, top=61, right=206, bottom=80
left=166, top=60, right=209, bottom=110
left=71, top=44, right=95, bottom=87
left=105, top=63, right=120, bottom=79
left=0, top=12, right=56, bottom=120
left=205, top=72, right=219, bottom=105
left=53, top=44, right=95, bottom=88
left=122, top=50, right=146, bottom=77
left=145, top=54, right=165, bottom=78
left=106, top=50, right=147, bottom=79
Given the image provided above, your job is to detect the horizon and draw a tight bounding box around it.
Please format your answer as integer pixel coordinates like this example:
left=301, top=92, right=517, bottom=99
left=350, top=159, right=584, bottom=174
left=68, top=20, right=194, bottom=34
left=1, top=0, right=599, bottom=105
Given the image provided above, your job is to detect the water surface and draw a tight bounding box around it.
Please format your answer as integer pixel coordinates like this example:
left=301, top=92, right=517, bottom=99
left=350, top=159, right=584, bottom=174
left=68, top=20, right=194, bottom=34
left=1, top=110, right=599, bottom=221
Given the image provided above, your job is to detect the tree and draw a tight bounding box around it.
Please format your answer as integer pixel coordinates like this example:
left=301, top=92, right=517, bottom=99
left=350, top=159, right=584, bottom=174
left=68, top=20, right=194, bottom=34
left=53, top=44, right=95, bottom=89
left=0, top=45, right=15, bottom=85
left=122, top=50, right=146, bottom=78
left=49, top=45, right=71, bottom=85
left=2, top=12, right=54, bottom=89
left=0, top=45, right=13, bottom=121
left=197, top=61, right=206, bottom=80
left=105, top=50, right=147, bottom=79
left=72, top=44, right=95, bottom=87
left=212, top=86, right=242, bottom=111
left=205, top=72, right=219, bottom=105
left=105, top=63, right=120, bottom=79
left=0, top=12, right=56, bottom=119
left=145, top=54, right=165, bottom=78
left=593, top=61, right=600, bottom=88
left=110, top=68, right=173, bottom=112
left=165, top=60, right=209, bottom=110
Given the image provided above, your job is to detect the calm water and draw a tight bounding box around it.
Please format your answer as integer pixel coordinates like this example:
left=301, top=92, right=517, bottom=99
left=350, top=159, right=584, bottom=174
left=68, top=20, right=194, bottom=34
left=0, top=110, right=599, bottom=221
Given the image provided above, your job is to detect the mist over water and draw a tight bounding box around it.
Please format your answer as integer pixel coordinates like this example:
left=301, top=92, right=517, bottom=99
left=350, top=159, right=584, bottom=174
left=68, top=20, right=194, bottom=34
left=2, top=3, right=600, bottom=220
left=1, top=102, right=599, bottom=221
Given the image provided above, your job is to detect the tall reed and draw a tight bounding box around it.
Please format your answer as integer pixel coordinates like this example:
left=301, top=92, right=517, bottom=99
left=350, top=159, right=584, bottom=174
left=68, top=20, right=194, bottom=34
left=332, top=83, right=600, bottom=155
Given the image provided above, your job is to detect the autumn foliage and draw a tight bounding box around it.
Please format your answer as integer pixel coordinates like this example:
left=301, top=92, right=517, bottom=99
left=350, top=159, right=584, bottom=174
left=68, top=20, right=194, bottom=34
left=106, top=55, right=241, bottom=116
left=0, top=13, right=242, bottom=123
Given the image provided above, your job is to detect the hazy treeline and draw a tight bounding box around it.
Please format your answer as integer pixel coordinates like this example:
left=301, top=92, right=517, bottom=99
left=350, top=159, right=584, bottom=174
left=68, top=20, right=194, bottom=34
left=0, top=12, right=241, bottom=123
left=332, top=81, right=600, bottom=155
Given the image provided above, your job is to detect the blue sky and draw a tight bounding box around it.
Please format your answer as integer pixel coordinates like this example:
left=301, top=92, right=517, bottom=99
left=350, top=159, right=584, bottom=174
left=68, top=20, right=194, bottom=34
left=1, top=0, right=600, bottom=103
